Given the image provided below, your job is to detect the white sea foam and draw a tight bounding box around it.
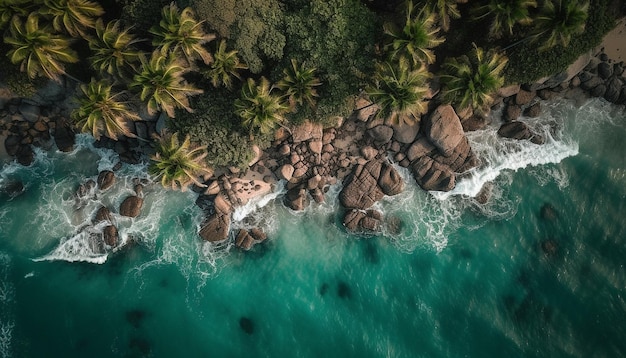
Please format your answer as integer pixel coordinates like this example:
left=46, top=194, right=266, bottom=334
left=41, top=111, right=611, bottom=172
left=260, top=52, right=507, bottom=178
left=0, top=253, right=14, bottom=358
left=232, top=180, right=286, bottom=222
left=434, top=102, right=580, bottom=201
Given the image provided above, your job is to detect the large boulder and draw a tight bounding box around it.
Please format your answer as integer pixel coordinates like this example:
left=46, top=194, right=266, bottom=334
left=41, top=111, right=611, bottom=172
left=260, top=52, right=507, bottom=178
left=278, top=164, right=294, bottom=181
left=391, top=120, right=420, bottom=144
left=53, top=118, right=75, bottom=152
left=498, top=121, right=544, bottom=144
left=291, top=121, right=322, bottom=143
left=285, top=186, right=309, bottom=211
left=97, top=170, right=116, bottom=191
left=343, top=209, right=383, bottom=232
left=4, top=135, right=20, bottom=156
left=410, top=156, right=455, bottom=192
left=424, top=105, right=465, bottom=157
left=18, top=101, right=40, bottom=123
left=377, top=162, right=404, bottom=196
left=119, top=196, right=144, bottom=218
left=94, top=206, right=112, bottom=223
left=198, top=211, right=231, bottom=242
left=16, top=145, right=34, bottom=166
left=406, top=135, right=436, bottom=162
left=339, top=161, right=384, bottom=209
left=368, top=125, right=394, bottom=144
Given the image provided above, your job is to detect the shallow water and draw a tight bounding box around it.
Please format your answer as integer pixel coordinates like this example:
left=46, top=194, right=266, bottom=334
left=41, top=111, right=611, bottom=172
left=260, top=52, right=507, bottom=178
left=0, top=98, right=625, bottom=357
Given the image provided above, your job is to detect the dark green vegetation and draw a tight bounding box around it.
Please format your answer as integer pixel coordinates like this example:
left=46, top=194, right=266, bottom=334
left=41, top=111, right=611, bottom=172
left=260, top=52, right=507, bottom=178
left=0, top=0, right=621, bottom=188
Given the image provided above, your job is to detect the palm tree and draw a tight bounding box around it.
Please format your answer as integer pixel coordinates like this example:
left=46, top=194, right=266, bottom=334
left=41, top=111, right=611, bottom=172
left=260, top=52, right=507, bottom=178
left=88, top=19, right=144, bottom=80
left=39, top=0, right=104, bottom=38
left=0, top=0, right=37, bottom=30
left=149, top=132, right=213, bottom=191
left=71, top=79, right=141, bottom=140
left=276, top=59, right=322, bottom=111
left=531, top=0, right=589, bottom=51
left=4, top=14, right=79, bottom=82
left=202, top=39, right=247, bottom=90
left=427, top=0, right=461, bottom=32
left=150, top=3, right=215, bottom=66
left=471, top=0, right=537, bottom=38
left=130, top=50, right=203, bottom=118
left=440, top=45, right=508, bottom=114
left=366, top=57, right=431, bottom=125
left=234, top=77, right=288, bottom=135
left=384, top=2, right=445, bottom=66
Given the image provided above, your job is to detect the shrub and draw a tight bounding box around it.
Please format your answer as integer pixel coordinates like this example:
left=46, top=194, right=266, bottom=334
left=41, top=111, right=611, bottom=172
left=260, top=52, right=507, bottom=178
left=169, top=90, right=257, bottom=169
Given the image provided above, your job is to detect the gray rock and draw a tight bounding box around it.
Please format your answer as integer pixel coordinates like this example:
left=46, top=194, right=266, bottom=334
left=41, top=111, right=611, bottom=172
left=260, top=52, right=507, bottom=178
left=134, top=121, right=148, bottom=140
left=597, top=62, right=612, bottom=79
left=18, top=102, right=40, bottom=123
left=591, top=84, right=606, bottom=98
left=604, top=77, right=623, bottom=103
left=580, top=76, right=604, bottom=91
left=53, top=117, right=75, bottom=152
left=285, top=186, right=309, bottom=211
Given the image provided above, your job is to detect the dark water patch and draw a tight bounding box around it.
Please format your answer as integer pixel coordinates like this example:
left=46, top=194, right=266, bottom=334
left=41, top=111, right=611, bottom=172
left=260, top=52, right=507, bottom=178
left=540, top=238, right=559, bottom=258
left=319, top=283, right=329, bottom=296
left=539, top=203, right=558, bottom=221
left=239, top=317, right=255, bottom=335
left=337, top=281, right=352, bottom=300
left=126, top=309, right=147, bottom=329
left=362, top=239, right=379, bottom=264
left=127, top=336, right=151, bottom=357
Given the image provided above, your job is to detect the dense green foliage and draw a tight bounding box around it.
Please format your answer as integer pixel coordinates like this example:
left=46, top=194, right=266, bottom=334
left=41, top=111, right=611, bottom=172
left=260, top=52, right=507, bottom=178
left=503, top=0, right=614, bottom=83
left=170, top=91, right=256, bottom=169
left=440, top=45, right=508, bottom=114
left=149, top=131, right=213, bottom=191
left=71, top=78, right=140, bottom=140
left=366, top=57, right=431, bottom=125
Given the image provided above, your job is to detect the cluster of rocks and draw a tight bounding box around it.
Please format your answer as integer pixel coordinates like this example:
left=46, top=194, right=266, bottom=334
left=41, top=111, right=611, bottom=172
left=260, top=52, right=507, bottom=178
left=74, top=169, right=146, bottom=250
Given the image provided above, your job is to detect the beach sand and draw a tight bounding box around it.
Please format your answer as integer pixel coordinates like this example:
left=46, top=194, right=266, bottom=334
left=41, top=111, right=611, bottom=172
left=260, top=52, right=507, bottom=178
left=598, top=17, right=626, bottom=62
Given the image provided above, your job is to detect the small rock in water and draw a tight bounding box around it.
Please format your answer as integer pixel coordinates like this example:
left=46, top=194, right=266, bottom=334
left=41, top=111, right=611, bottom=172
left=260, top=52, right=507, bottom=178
left=319, top=283, right=329, bottom=296
left=97, top=170, right=116, bottom=191
left=1, top=180, right=24, bottom=198
left=337, top=281, right=352, bottom=299
left=125, top=309, right=147, bottom=328
left=541, top=239, right=559, bottom=257
left=128, top=336, right=151, bottom=356
left=239, top=317, right=255, bottom=335
left=540, top=203, right=558, bottom=221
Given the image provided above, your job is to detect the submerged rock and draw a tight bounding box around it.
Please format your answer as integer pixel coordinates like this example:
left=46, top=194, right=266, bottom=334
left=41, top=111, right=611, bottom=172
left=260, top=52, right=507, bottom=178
left=239, top=317, right=255, bottom=335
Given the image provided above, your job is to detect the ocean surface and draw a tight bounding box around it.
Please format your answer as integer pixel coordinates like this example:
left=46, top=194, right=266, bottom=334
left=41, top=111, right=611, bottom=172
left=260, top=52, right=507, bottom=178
left=0, top=97, right=625, bottom=357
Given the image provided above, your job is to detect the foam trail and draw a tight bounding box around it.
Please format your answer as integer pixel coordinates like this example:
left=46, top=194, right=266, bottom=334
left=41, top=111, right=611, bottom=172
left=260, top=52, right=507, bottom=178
left=434, top=106, right=578, bottom=200
left=0, top=253, right=14, bottom=358
left=34, top=223, right=109, bottom=264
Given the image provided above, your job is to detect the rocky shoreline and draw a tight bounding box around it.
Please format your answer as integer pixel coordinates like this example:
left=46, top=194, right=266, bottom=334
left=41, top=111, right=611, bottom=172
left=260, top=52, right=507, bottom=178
left=2, top=46, right=626, bottom=253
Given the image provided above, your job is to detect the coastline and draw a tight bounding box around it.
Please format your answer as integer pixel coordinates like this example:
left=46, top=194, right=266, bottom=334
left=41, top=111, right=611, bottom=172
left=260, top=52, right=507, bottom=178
left=2, top=18, right=626, bottom=251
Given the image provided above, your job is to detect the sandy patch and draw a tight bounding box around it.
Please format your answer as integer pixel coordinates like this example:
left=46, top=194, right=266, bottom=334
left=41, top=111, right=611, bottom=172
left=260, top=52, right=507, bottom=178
left=598, top=17, right=626, bottom=62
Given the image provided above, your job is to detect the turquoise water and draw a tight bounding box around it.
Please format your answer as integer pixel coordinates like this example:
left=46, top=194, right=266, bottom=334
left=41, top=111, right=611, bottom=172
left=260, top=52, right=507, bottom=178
left=1, top=98, right=625, bottom=357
